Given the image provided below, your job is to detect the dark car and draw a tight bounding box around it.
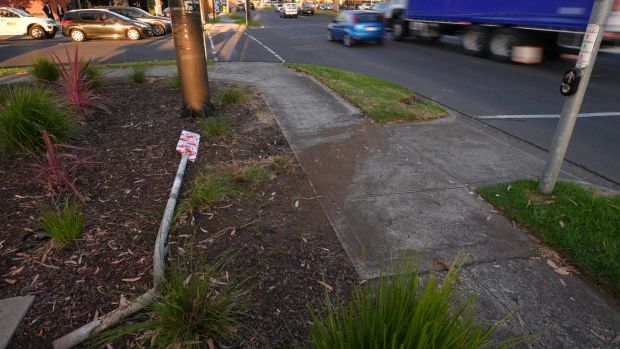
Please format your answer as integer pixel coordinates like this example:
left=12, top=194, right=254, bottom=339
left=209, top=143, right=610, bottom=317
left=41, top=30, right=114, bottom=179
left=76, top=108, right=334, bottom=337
left=236, top=2, right=245, bottom=12
left=96, top=6, right=172, bottom=36
left=61, top=9, right=152, bottom=42
left=299, top=3, right=314, bottom=15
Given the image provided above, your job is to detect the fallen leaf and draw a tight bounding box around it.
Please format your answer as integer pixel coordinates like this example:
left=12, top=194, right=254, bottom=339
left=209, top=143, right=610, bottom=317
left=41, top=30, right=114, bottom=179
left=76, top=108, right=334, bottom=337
left=554, top=268, right=570, bottom=276
left=4, top=278, right=17, bottom=284
left=3, top=266, right=24, bottom=277
left=612, top=335, right=620, bottom=343
left=546, top=260, right=559, bottom=270
left=590, top=329, right=609, bottom=342
left=94, top=267, right=100, bottom=275
left=302, top=237, right=307, bottom=243
left=294, top=200, right=299, bottom=208
left=207, top=338, right=215, bottom=349
left=317, top=280, right=334, bottom=291
left=558, top=278, right=567, bottom=287
left=122, top=276, right=141, bottom=282
left=559, top=220, right=565, bottom=229
left=111, top=258, right=126, bottom=265
left=119, top=294, right=129, bottom=308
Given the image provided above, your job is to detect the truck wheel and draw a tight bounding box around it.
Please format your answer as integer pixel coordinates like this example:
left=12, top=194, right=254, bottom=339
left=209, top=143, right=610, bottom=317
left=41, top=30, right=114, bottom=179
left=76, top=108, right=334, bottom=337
left=489, top=28, right=522, bottom=62
left=393, top=20, right=408, bottom=41
left=29, top=25, right=45, bottom=40
left=462, top=25, right=490, bottom=57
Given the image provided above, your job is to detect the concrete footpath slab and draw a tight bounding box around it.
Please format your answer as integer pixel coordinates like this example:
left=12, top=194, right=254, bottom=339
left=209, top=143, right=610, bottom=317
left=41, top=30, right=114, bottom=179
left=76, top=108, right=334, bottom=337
left=206, top=62, right=619, bottom=348
left=0, top=296, right=34, bottom=349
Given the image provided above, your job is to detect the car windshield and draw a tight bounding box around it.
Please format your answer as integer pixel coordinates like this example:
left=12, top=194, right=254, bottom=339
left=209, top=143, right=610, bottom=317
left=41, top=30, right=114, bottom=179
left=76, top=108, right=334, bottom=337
left=12, top=8, right=32, bottom=17
left=106, top=11, right=132, bottom=21
left=355, top=13, right=380, bottom=22
left=129, top=8, right=151, bottom=17
left=303, top=4, right=312, bottom=8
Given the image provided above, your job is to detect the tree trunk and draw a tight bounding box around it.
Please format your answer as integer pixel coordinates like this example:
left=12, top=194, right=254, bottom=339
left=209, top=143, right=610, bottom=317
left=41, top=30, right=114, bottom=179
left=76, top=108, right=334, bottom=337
left=245, top=0, right=252, bottom=21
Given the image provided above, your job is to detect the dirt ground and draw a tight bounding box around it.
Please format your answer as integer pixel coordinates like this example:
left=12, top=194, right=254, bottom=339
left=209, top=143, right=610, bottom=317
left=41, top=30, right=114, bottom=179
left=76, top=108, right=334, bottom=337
left=0, top=78, right=356, bottom=348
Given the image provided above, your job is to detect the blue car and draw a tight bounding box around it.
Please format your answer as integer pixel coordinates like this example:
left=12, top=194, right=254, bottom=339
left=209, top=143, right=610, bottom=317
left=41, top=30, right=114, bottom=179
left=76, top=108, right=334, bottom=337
left=327, top=11, right=384, bottom=46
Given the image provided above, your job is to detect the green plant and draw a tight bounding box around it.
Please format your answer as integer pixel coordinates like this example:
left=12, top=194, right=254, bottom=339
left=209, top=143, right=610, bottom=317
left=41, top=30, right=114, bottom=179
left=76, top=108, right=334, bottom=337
left=29, top=56, right=59, bottom=81
left=479, top=180, right=620, bottom=296
left=165, top=72, right=180, bottom=89
left=200, top=117, right=233, bottom=137
left=40, top=198, right=85, bottom=246
left=84, top=64, right=104, bottom=90
left=52, top=47, right=109, bottom=115
left=129, top=66, right=147, bottom=84
left=208, top=17, right=221, bottom=23
left=91, top=257, right=249, bottom=348
left=234, top=163, right=273, bottom=189
left=235, top=19, right=260, bottom=27
left=219, top=87, right=249, bottom=105
left=228, top=13, right=244, bottom=20
left=309, top=255, right=522, bottom=349
left=0, top=86, right=77, bottom=153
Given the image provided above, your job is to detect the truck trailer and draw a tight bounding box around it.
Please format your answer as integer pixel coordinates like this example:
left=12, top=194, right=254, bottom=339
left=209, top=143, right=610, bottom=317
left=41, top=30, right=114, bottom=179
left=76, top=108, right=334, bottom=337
left=386, top=0, right=620, bottom=62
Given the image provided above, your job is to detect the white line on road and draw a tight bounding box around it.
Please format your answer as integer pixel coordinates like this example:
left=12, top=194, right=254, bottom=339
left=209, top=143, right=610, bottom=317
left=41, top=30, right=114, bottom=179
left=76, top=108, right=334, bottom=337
left=243, top=32, right=286, bottom=63
left=476, top=112, right=620, bottom=120
left=206, top=31, right=218, bottom=62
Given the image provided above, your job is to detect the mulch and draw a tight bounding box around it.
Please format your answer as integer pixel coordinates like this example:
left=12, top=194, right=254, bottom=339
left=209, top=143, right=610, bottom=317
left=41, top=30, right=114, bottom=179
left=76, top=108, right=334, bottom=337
left=0, top=77, right=356, bottom=348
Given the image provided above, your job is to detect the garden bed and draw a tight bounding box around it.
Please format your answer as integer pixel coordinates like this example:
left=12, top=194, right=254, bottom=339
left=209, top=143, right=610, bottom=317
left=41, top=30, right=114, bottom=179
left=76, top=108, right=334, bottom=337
left=0, top=77, right=355, bottom=347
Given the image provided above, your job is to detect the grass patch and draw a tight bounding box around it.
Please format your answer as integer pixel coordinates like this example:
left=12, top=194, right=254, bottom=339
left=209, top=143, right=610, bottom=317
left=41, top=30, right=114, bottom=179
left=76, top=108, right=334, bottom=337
left=218, top=87, right=250, bottom=105
left=287, top=63, right=447, bottom=123
left=29, top=56, right=59, bottom=81
left=208, top=17, right=221, bottom=23
left=84, top=64, right=104, bottom=90
left=40, top=198, right=85, bottom=247
left=235, top=19, right=261, bottom=27
left=200, top=117, right=234, bottom=137
left=315, top=10, right=338, bottom=16
left=91, top=257, right=249, bottom=348
left=478, top=180, right=620, bottom=296
left=0, top=86, right=77, bottom=153
left=228, top=13, right=245, bottom=21
left=128, top=66, right=147, bottom=84
left=310, top=255, right=523, bottom=348
left=179, top=162, right=275, bottom=215
left=164, top=72, right=181, bottom=89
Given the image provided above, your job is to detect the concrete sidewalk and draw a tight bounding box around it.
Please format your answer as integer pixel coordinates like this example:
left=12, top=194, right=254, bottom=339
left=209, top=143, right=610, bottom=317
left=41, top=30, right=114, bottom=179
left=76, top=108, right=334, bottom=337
left=205, top=63, right=619, bottom=348
left=2, top=63, right=618, bottom=347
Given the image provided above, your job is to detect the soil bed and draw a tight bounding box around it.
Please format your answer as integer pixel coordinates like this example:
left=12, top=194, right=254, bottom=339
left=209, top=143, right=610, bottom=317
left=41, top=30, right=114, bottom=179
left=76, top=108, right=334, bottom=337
left=0, top=78, right=356, bottom=348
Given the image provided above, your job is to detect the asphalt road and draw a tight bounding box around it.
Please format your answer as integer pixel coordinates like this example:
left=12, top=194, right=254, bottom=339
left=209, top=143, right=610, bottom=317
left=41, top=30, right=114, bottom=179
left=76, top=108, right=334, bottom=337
left=1, top=9, right=619, bottom=184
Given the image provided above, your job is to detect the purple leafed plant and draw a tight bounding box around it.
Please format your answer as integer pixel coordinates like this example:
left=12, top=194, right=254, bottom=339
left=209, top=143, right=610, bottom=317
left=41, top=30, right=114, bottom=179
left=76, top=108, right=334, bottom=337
left=51, top=46, right=110, bottom=116
left=31, top=130, right=97, bottom=201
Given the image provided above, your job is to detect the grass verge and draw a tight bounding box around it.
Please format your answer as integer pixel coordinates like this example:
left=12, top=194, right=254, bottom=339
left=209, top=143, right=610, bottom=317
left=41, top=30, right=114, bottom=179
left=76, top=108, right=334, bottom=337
left=228, top=13, right=245, bottom=21
left=315, top=10, right=338, bottom=16
left=235, top=19, right=261, bottom=27
left=478, top=180, right=619, bottom=296
left=287, top=63, right=447, bottom=123
left=40, top=198, right=85, bottom=247
left=0, top=59, right=214, bottom=76
left=129, top=66, right=147, bottom=84
left=219, top=87, right=250, bottom=105
left=310, top=255, right=524, bottom=348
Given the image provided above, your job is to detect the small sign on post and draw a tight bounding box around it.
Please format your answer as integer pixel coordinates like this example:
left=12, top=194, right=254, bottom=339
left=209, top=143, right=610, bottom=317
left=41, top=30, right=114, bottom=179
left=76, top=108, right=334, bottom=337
left=176, top=130, right=201, bottom=162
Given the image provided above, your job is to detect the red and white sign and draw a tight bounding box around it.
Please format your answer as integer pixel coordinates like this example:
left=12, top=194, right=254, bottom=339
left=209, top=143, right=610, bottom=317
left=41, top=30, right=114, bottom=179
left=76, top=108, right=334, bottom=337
left=176, top=130, right=201, bottom=162
left=576, top=24, right=600, bottom=68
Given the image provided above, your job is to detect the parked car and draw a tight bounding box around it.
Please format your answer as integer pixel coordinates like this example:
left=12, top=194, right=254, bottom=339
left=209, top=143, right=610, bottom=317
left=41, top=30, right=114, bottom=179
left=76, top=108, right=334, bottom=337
left=358, top=2, right=375, bottom=10
left=319, top=3, right=333, bottom=10
left=327, top=11, right=384, bottom=46
left=61, top=9, right=152, bottom=42
left=275, top=3, right=283, bottom=12
left=236, top=2, right=246, bottom=12
left=0, top=6, right=58, bottom=39
left=299, top=3, right=315, bottom=15
left=96, top=6, right=171, bottom=36
left=280, top=2, right=297, bottom=17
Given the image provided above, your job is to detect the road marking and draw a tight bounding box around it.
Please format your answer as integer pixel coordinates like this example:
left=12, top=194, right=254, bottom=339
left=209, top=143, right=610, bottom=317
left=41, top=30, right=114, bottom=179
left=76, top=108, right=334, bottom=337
left=206, top=31, right=218, bottom=62
left=476, top=112, right=620, bottom=120
left=243, top=32, right=285, bottom=63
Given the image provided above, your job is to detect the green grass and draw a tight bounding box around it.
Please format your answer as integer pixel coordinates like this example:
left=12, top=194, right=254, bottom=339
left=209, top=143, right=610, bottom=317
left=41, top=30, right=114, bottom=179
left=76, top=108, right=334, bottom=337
left=235, top=19, right=261, bottom=27
left=200, top=117, right=234, bottom=137
left=179, top=163, right=274, bottom=215
left=315, top=10, right=338, bottom=16
left=218, top=87, right=250, bottom=105
left=84, top=64, right=104, bottom=90
left=287, top=63, right=447, bottom=123
left=129, top=66, right=147, bottom=84
left=40, top=198, right=85, bottom=247
left=164, top=72, right=181, bottom=89
left=228, top=13, right=245, bottom=21
left=478, top=180, right=620, bottom=296
left=208, top=17, right=221, bottom=23
left=0, top=86, right=77, bottom=153
left=91, top=257, right=249, bottom=348
left=310, top=255, right=523, bottom=348
left=29, top=56, right=59, bottom=81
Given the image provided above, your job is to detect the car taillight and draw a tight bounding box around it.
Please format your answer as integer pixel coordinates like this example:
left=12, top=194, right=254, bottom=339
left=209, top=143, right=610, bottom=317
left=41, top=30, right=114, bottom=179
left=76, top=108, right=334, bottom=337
left=60, top=19, right=74, bottom=26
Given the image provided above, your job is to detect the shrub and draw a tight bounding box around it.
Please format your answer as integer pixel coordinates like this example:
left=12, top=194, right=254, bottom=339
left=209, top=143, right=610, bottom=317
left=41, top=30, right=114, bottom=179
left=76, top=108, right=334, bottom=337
left=200, top=117, right=233, bottom=137
left=31, top=130, right=96, bottom=201
left=219, top=87, right=249, bottom=105
left=92, top=257, right=249, bottom=348
left=52, top=47, right=109, bottom=115
left=309, top=256, right=523, bottom=349
left=0, top=86, right=77, bottom=153
left=40, top=198, right=85, bottom=246
left=29, top=56, right=59, bottom=81
left=129, top=66, right=147, bottom=84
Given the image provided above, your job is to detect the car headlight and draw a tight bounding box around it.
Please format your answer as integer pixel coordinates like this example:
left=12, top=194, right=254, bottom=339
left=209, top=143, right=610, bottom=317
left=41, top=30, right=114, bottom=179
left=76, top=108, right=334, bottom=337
left=354, top=24, right=364, bottom=30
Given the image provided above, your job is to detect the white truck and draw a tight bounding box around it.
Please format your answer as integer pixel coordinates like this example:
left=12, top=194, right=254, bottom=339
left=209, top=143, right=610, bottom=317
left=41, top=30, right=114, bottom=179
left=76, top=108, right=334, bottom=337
left=0, top=6, right=58, bottom=39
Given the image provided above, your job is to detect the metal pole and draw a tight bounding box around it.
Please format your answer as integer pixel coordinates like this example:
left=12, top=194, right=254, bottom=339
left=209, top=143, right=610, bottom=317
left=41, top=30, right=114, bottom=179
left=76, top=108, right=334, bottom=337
left=539, top=0, right=613, bottom=195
